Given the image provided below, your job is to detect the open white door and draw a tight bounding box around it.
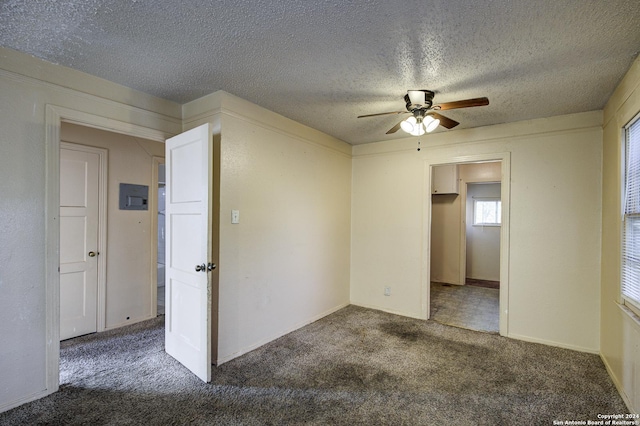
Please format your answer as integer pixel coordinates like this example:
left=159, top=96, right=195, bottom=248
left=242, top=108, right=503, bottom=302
left=165, top=123, right=214, bottom=382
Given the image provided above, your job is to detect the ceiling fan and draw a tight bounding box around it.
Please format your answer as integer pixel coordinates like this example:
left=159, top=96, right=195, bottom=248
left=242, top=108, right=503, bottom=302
left=358, top=90, right=489, bottom=136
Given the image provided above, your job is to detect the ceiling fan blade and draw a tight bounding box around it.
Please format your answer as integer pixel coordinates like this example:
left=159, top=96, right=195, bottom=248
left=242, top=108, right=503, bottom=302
left=357, top=111, right=406, bottom=118
left=386, top=120, right=404, bottom=134
left=429, top=112, right=459, bottom=129
left=436, top=97, right=489, bottom=111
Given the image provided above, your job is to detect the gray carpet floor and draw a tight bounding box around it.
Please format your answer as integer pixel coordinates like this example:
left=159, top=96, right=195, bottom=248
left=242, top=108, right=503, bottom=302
left=430, top=282, right=499, bottom=333
left=0, top=305, right=628, bottom=425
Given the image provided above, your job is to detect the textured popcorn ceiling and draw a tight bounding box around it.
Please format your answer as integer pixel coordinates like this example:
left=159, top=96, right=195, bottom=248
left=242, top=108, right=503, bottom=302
left=1, top=0, right=639, bottom=144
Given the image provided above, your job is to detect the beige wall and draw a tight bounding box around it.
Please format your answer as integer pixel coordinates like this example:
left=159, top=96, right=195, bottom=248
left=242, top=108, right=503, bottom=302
left=0, top=47, right=181, bottom=411
left=431, top=193, right=462, bottom=284
left=183, top=91, right=352, bottom=364
left=601, top=55, right=640, bottom=412
left=351, top=112, right=603, bottom=352
left=61, top=123, right=164, bottom=329
left=430, top=162, right=502, bottom=284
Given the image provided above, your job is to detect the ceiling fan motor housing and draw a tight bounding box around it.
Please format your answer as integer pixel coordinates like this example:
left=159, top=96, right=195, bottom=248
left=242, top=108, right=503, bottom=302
left=405, top=90, right=435, bottom=111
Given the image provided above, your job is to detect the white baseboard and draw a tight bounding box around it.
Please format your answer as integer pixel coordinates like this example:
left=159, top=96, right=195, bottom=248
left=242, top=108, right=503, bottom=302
left=507, top=332, right=599, bottom=354
left=215, top=302, right=350, bottom=365
left=0, top=388, right=55, bottom=414
left=104, top=314, right=155, bottom=331
left=600, top=353, right=636, bottom=414
left=466, top=276, right=500, bottom=282
left=349, top=302, right=425, bottom=320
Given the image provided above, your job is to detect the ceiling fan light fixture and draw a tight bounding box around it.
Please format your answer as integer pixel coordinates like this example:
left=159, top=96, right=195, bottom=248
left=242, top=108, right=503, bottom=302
left=400, top=116, right=426, bottom=136
left=411, top=125, right=426, bottom=136
left=411, top=116, right=426, bottom=136
left=401, top=113, right=438, bottom=136
left=423, top=115, right=433, bottom=125
left=425, top=116, right=440, bottom=132
left=401, top=116, right=417, bottom=133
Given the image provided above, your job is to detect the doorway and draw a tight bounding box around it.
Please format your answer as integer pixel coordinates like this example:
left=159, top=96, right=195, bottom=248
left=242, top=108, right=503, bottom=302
left=57, top=122, right=166, bottom=388
left=59, top=123, right=164, bottom=340
left=428, top=159, right=506, bottom=334
left=45, top=105, right=173, bottom=395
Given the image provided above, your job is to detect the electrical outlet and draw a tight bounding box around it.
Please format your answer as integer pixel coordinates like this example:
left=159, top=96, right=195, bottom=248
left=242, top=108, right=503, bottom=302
left=384, top=286, right=391, bottom=296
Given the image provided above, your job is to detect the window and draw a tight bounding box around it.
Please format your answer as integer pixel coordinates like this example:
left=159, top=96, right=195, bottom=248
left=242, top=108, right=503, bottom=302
left=473, top=198, right=501, bottom=226
left=622, top=114, right=640, bottom=314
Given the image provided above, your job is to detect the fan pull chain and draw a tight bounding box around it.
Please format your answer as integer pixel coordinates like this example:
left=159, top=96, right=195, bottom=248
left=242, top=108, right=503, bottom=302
left=417, top=137, right=421, bottom=151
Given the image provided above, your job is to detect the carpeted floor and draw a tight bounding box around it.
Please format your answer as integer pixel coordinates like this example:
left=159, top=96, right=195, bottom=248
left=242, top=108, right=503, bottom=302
left=0, top=305, right=628, bottom=425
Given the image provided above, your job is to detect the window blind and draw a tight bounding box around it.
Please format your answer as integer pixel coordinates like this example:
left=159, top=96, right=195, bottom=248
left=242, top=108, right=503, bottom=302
left=622, top=116, right=640, bottom=308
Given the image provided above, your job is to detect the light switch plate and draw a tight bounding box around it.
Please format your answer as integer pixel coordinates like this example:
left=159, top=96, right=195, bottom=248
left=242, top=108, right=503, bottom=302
left=231, top=209, right=240, bottom=224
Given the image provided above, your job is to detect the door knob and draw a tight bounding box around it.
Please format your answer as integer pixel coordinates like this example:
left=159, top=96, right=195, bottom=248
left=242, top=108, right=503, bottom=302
left=88, top=251, right=98, bottom=257
left=207, top=263, right=217, bottom=271
left=195, top=263, right=206, bottom=272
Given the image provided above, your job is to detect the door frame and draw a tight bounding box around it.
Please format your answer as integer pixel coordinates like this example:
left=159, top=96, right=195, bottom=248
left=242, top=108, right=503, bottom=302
left=59, top=141, right=108, bottom=333
left=423, top=152, right=511, bottom=336
left=150, top=156, right=165, bottom=317
left=45, top=105, right=172, bottom=393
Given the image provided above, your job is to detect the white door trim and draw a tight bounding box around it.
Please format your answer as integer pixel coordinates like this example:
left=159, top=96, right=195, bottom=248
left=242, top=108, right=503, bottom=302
left=45, top=104, right=172, bottom=395
left=60, top=142, right=108, bottom=333
left=423, top=152, right=511, bottom=337
left=150, top=156, right=165, bottom=318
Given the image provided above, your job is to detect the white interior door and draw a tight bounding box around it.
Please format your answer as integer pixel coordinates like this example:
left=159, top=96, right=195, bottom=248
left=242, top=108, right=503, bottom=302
left=59, top=145, right=100, bottom=340
left=165, top=123, right=214, bottom=382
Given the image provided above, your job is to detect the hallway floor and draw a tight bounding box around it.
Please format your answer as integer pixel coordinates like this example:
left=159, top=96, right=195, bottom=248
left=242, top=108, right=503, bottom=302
left=430, top=281, right=499, bottom=333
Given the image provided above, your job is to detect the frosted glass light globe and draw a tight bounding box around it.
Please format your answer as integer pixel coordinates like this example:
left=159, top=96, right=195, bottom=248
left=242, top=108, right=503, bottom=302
left=425, top=116, right=440, bottom=132
left=401, top=116, right=417, bottom=133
